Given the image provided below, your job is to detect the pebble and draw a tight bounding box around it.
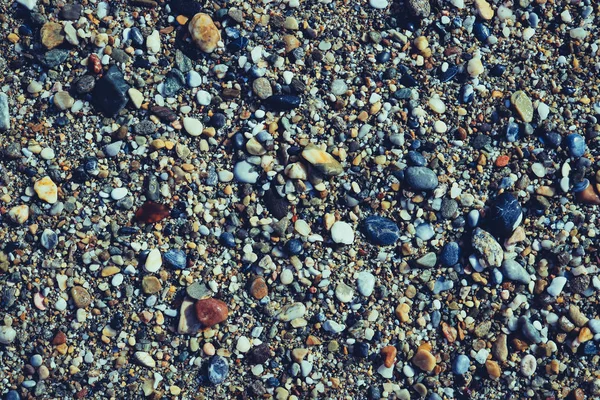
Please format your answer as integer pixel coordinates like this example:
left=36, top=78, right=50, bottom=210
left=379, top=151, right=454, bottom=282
left=405, top=167, right=438, bottom=190
left=40, top=229, right=58, bottom=250
left=452, top=355, right=470, bottom=375
left=357, top=271, right=376, bottom=296
left=472, top=228, right=503, bottom=268
left=196, top=90, right=212, bottom=106
left=361, top=215, right=400, bottom=246
left=34, top=176, right=58, bottom=204
left=369, top=0, right=388, bottom=8
left=335, top=282, right=354, bottom=303
left=195, top=298, right=229, bottom=327
left=234, top=161, right=259, bottom=183
left=439, top=242, right=460, bottom=267
left=511, top=91, right=534, bottom=123
left=53, top=91, right=74, bottom=111
left=520, top=354, right=537, bottom=377
left=134, top=352, right=156, bottom=368
left=71, top=286, right=92, bottom=308
left=164, top=249, right=187, bottom=269
left=301, top=144, right=343, bottom=176
left=189, top=13, right=221, bottom=53
left=331, top=221, right=354, bottom=245
left=0, top=326, right=17, bottom=344
left=566, top=133, right=585, bottom=158
left=208, top=356, right=229, bottom=384
left=412, top=349, right=436, bottom=371
left=488, top=193, right=522, bottom=236
left=144, top=249, right=162, bottom=273
left=0, top=93, right=10, bottom=131
left=547, top=276, right=567, bottom=297
left=501, top=259, right=530, bottom=284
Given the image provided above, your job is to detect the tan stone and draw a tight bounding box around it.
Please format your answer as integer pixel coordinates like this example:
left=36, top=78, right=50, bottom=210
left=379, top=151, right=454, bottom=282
left=412, top=349, right=436, bottom=371
left=189, top=13, right=221, bottom=53
left=41, top=22, right=65, bottom=49
left=34, top=176, right=58, bottom=204
left=8, top=205, right=29, bottom=224
left=475, top=0, right=494, bottom=20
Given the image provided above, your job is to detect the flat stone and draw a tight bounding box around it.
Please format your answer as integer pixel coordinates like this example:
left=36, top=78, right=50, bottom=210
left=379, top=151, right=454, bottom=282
left=207, top=356, right=229, bottom=384
left=357, top=271, right=376, bottom=296
left=501, top=259, right=530, bottom=284
left=128, top=88, right=144, bottom=109
left=142, top=276, right=162, bottom=294
left=361, top=215, right=400, bottom=246
left=177, top=297, right=203, bottom=334
left=335, top=282, right=354, bottom=303
left=164, top=249, right=187, bottom=269
left=40, top=22, right=64, bottom=49
left=252, top=77, right=273, bottom=100
left=331, top=221, right=354, bottom=244
left=0, top=326, right=17, bottom=344
left=249, top=276, right=268, bottom=299
left=34, top=176, right=58, bottom=204
left=144, top=249, right=162, bottom=273
left=183, top=117, right=203, bottom=136
left=412, top=349, right=436, bottom=371
left=487, top=193, right=523, bottom=236
left=301, top=144, right=343, bottom=176
left=0, top=93, right=9, bottom=131
left=134, top=351, right=156, bottom=368
left=511, top=90, right=534, bottom=123
left=92, top=66, right=130, bottom=117
left=277, top=302, right=306, bottom=321
left=8, top=205, right=29, bottom=224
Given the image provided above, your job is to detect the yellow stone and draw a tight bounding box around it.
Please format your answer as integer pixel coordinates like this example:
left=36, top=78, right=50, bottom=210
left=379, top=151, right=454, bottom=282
left=511, top=91, right=534, bottom=123
left=412, top=349, right=436, bottom=371
left=475, top=0, right=494, bottom=20
left=188, top=13, right=221, bottom=53
left=101, top=266, right=121, bottom=277
left=8, top=205, right=29, bottom=224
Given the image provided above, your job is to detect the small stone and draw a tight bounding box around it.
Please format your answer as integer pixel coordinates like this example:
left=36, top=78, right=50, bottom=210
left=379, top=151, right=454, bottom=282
left=520, top=354, right=537, bottom=377
left=407, top=0, right=430, bottom=17
left=110, top=187, right=128, bottom=200
left=164, top=249, right=187, bottom=269
left=566, top=133, right=586, bottom=158
left=547, top=276, right=567, bottom=297
left=485, top=360, right=501, bottom=379
left=467, top=57, right=484, bottom=77
left=335, top=282, right=354, bottom=303
left=234, top=161, right=259, bottom=184
left=0, top=326, right=17, bottom=344
left=34, top=176, right=58, bottom=204
left=196, top=90, right=212, bottom=106
left=9, top=205, right=30, bottom=224
left=189, top=13, right=221, bottom=53
left=207, top=356, right=229, bottom=384
left=93, top=66, right=130, bottom=117
left=381, top=346, right=397, bottom=368
left=252, top=78, right=273, bottom=100
left=40, top=229, right=58, bottom=250
left=60, top=3, right=82, bottom=20
left=144, top=249, right=162, bottom=273
left=492, top=334, right=508, bottom=362
left=17, top=0, right=36, bottom=10
left=501, top=259, right=530, bottom=284
left=264, top=95, right=302, bottom=111
left=439, top=242, right=460, bottom=267
left=134, top=351, right=156, bottom=368
left=405, top=167, right=438, bottom=190
left=146, top=30, right=160, bottom=54
left=53, top=91, right=74, bottom=110
left=357, top=271, right=376, bottom=296
left=236, top=336, right=251, bottom=353
left=511, top=90, right=534, bottom=123
left=195, top=298, right=229, bottom=327
left=416, top=252, right=437, bottom=268
left=187, top=71, right=202, bottom=87
left=128, top=88, right=144, bottom=109
left=472, top=228, right=503, bottom=268
left=452, top=355, right=470, bottom=375
left=186, top=282, right=211, bottom=300
left=0, top=93, right=9, bottom=131
left=247, top=343, right=271, bottom=364
left=277, top=302, right=306, bottom=321
left=71, top=286, right=92, bottom=308
left=142, top=276, right=162, bottom=294
left=40, top=22, right=64, bottom=49
left=331, top=221, right=354, bottom=244
left=412, top=349, right=436, bottom=371
left=249, top=277, right=268, bottom=299
left=361, top=215, right=400, bottom=246
left=302, top=144, right=343, bottom=176
left=474, top=0, right=494, bottom=20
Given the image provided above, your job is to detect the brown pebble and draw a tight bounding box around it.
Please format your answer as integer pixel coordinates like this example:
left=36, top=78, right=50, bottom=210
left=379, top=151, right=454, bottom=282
left=249, top=276, right=268, bottom=299
left=381, top=345, right=397, bottom=368
left=412, top=349, right=436, bottom=372
left=52, top=331, right=67, bottom=345
left=71, top=286, right=92, bottom=308
left=142, top=276, right=162, bottom=294
left=485, top=360, right=501, bottom=379
left=195, top=298, right=229, bottom=328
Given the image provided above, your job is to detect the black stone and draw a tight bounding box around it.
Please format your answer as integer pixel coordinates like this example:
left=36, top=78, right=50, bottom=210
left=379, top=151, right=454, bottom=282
left=440, top=65, right=458, bottom=82
left=92, top=66, right=130, bottom=117
left=60, top=4, right=82, bottom=20
left=487, top=193, right=523, bottom=236
left=264, top=95, right=301, bottom=111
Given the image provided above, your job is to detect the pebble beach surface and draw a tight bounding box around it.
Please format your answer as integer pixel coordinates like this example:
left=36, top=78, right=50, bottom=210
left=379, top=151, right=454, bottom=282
left=1, top=0, right=600, bottom=399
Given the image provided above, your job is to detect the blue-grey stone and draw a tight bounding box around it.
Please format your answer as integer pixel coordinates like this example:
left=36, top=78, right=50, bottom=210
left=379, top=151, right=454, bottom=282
left=4, top=390, right=21, bottom=400
left=505, top=122, right=519, bottom=142
left=452, top=355, right=470, bottom=375
left=163, top=69, right=186, bottom=97
left=440, top=242, right=460, bottom=267
left=415, top=223, right=434, bottom=241
left=487, top=193, right=523, bottom=236
left=405, top=167, right=438, bottom=191
left=361, top=216, right=400, bottom=246
left=40, top=229, right=58, bottom=250
left=566, top=133, right=585, bottom=158
left=501, top=259, right=530, bottom=284
left=519, top=316, right=542, bottom=344
left=164, top=249, right=187, bottom=269
left=264, top=95, right=301, bottom=111
left=0, top=93, right=9, bottom=131
left=39, top=49, right=69, bottom=68
left=92, top=66, right=130, bottom=117
left=433, top=277, right=454, bottom=294
left=207, top=356, right=229, bottom=384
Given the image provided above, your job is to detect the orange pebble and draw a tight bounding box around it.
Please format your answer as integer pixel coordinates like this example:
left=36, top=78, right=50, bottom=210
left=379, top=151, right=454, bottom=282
left=495, top=155, right=509, bottom=167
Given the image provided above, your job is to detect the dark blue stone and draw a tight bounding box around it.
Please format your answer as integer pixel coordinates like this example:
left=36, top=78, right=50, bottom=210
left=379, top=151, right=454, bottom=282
left=207, top=356, right=229, bottom=385
left=404, top=166, right=438, bottom=190
left=489, top=64, right=506, bottom=77
left=164, top=249, right=187, bottom=269
left=284, top=239, right=303, bottom=255
left=353, top=342, right=369, bottom=358
left=544, top=131, right=562, bottom=148
left=129, top=27, right=144, bottom=47
left=4, top=391, right=20, bottom=400
left=170, top=0, right=202, bottom=15
left=92, top=66, right=130, bottom=117
left=431, top=310, right=441, bottom=326
left=473, top=22, right=490, bottom=42
left=459, top=84, right=474, bottom=103
left=264, top=95, right=301, bottom=111
left=410, top=140, right=421, bottom=150
left=452, top=17, right=463, bottom=28
left=400, top=74, right=419, bottom=87
left=376, top=52, right=391, bottom=63
left=210, top=113, right=227, bottom=129
left=528, top=12, right=539, bottom=28
left=118, top=227, right=138, bottom=235
left=163, top=69, right=186, bottom=97
left=566, top=133, right=585, bottom=158
left=19, top=25, right=32, bottom=36
left=572, top=179, right=589, bottom=193
left=265, top=377, right=280, bottom=387
left=366, top=386, right=382, bottom=400
left=562, top=87, right=576, bottom=96
left=39, top=49, right=69, bottom=68
left=440, top=242, right=460, bottom=267
left=488, top=193, right=523, bottom=236
left=505, top=122, right=520, bottom=142
left=228, top=36, right=248, bottom=52
left=439, top=65, right=458, bottom=82
left=233, top=133, right=245, bottom=150
left=498, top=177, right=514, bottom=190
left=361, top=216, right=400, bottom=246
left=407, top=151, right=426, bottom=166
left=220, top=232, right=236, bottom=248
left=582, top=341, right=599, bottom=355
